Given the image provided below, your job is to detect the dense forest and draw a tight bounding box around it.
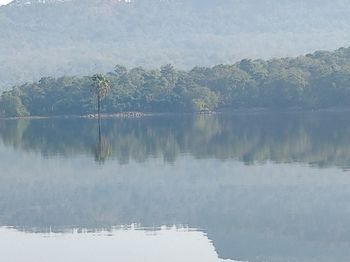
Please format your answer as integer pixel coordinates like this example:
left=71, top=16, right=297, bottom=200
left=1, top=0, right=350, bottom=88
left=2, top=47, right=350, bottom=117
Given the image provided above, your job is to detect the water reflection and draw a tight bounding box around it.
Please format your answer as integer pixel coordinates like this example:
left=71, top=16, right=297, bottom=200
left=94, top=136, right=112, bottom=164
left=1, top=113, right=350, bottom=261
left=0, top=226, right=236, bottom=262
left=1, top=112, right=350, bottom=168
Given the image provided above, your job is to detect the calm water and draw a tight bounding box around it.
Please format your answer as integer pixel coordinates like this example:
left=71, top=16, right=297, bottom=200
left=1, top=112, right=350, bottom=262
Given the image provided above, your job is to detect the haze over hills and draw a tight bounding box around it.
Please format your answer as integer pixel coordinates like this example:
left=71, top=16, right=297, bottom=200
left=0, top=0, right=11, bottom=6
left=1, top=0, right=350, bottom=89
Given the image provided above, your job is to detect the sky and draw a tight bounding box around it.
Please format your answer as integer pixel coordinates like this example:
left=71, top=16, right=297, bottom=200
left=0, top=0, right=12, bottom=5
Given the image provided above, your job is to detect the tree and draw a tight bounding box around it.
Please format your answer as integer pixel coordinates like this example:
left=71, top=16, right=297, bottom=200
left=0, top=91, right=28, bottom=118
left=91, top=74, right=111, bottom=138
left=91, top=74, right=110, bottom=117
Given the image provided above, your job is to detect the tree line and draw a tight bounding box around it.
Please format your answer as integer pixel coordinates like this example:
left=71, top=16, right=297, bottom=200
left=2, top=47, right=350, bottom=117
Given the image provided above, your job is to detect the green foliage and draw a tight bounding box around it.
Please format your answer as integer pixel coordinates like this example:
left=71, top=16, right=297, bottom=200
left=0, top=91, right=28, bottom=117
left=191, top=86, right=218, bottom=112
left=3, top=46, right=350, bottom=117
left=91, top=74, right=110, bottom=100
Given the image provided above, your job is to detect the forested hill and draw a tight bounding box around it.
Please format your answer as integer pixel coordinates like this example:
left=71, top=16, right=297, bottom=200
left=1, top=0, right=350, bottom=89
left=2, top=47, right=350, bottom=117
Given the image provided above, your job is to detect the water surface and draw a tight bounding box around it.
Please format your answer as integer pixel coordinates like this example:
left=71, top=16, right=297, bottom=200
left=1, top=112, right=350, bottom=262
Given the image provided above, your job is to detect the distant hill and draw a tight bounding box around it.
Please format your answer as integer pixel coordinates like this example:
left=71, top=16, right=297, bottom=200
left=1, top=0, right=350, bottom=89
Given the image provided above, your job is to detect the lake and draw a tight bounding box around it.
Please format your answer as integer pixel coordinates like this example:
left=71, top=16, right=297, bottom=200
left=1, top=112, right=350, bottom=262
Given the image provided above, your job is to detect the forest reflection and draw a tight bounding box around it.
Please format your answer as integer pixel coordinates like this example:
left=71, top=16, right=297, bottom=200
left=1, top=113, right=350, bottom=262
left=1, top=112, right=350, bottom=168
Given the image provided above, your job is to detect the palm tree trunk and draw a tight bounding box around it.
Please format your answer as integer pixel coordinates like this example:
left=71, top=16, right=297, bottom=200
left=98, top=95, right=101, bottom=142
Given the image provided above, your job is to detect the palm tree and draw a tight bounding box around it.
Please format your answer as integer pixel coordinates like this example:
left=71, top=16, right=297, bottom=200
left=91, top=74, right=110, bottom=140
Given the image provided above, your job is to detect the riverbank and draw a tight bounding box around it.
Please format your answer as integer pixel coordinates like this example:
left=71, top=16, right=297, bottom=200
left=2, top=107, right=350, bottom=120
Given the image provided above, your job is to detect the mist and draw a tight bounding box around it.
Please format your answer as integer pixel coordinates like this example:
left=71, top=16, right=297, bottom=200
left=1, top=0, right=350, bottom=89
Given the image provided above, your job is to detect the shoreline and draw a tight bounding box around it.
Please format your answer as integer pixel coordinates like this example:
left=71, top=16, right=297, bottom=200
left=1, top=107, right=350, bottom=120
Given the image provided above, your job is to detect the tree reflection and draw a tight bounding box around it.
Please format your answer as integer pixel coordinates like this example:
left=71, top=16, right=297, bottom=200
left=1, top=112, right=350, bottom=168
left=94, top=135, right=112, bottom=164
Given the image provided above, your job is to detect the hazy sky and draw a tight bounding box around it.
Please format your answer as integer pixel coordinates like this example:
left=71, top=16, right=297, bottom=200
left=0, top=0, right=11, bottom=5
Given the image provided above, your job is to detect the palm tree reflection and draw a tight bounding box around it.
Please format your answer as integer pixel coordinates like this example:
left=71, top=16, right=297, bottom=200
left=94, top=135, right=112, bottom=164
left=94, top=120, right=112, bottom=164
